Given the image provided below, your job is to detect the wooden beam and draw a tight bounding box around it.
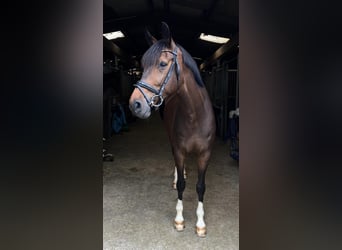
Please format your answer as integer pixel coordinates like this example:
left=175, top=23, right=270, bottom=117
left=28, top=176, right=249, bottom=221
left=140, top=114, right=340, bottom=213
left=200, top=32, right=239, bottom=70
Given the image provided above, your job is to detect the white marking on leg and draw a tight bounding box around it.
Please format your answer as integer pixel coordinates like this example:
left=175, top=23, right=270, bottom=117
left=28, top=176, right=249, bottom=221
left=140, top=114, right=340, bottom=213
left=196, top=201, right=205, bottom=228
left=196, top=201, right=206, bottom=237
left=175, top=199, right=184, bottom=222
left=174, top=199, right=185, bottom=231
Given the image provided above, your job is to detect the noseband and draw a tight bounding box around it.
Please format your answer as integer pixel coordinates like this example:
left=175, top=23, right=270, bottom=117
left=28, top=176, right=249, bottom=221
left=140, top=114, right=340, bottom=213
left=133, top=47, right=180, bottom=108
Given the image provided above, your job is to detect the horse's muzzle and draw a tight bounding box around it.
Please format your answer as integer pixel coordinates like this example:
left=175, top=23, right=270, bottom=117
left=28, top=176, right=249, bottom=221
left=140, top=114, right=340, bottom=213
left=129, top=99, right=151, bottom=119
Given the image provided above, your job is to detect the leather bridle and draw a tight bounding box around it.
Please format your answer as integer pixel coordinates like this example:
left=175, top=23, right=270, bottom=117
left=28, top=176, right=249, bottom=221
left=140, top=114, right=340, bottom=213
left=133, top=47, right=180, bottom=108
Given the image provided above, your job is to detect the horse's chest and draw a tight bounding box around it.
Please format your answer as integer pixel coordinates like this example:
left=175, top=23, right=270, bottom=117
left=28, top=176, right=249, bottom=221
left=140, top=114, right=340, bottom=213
left=171, top=131, right=204, bottom=153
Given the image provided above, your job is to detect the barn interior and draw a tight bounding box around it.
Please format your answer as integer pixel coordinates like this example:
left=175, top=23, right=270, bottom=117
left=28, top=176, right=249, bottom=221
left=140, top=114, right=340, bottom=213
left=103, top=0, right=239, bottom=140
left=103, top=0, right=239, bottom=248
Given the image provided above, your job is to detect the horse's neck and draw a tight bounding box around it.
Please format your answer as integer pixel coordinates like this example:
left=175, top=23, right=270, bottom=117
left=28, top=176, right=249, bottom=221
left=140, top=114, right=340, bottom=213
left=178, top=76, right=208, bottom=115
left=165, top=74, right=208, bottom=123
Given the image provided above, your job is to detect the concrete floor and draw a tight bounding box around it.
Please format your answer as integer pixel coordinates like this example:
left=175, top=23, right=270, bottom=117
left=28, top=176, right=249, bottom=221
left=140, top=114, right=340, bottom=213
left=103, top=112, right=239, bottom=250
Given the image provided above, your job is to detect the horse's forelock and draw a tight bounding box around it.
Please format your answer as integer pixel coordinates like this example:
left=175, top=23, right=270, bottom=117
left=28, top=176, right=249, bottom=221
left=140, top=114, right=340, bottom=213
left=141, top=40, right=169, bottom=69
left=141, top=41, right=204, bottom=88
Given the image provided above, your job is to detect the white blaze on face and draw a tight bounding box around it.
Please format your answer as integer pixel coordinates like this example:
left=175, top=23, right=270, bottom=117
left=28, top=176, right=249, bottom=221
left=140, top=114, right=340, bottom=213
left=196, top=201, right=205, bottom=228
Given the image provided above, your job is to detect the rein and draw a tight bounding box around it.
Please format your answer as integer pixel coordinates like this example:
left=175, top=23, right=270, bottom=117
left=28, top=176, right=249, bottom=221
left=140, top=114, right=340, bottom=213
left=133, top=47, right=180, bottom=108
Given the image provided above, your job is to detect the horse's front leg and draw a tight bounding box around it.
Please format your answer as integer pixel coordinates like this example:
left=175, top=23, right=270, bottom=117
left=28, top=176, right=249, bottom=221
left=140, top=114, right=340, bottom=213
left=172, top=166, right=186, bottom=189
left=195, top=151, right=210, bottom=237
left=173, top=151, right=186, bottom=231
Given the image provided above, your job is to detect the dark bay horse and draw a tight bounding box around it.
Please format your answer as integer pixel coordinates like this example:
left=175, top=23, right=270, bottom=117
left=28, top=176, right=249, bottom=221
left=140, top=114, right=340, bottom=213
left=129, top=22, right=216, bottom=237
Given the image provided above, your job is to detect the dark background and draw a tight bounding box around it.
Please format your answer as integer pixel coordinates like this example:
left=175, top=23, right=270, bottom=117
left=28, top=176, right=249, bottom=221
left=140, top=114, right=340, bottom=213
left=1, top=0, right=342, bottom=249
left=103, top=0, right=238, bottom=69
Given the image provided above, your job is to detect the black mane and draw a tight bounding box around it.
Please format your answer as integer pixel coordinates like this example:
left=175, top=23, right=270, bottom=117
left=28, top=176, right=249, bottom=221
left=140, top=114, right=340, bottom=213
left=141, top=39, right=204, bottom=87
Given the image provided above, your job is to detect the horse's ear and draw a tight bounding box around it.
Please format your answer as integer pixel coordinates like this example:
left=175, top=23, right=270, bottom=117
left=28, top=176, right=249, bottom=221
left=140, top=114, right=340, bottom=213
left=161, top=22, right=175, bottom=48
left=145, top=28, right=157, bottom=46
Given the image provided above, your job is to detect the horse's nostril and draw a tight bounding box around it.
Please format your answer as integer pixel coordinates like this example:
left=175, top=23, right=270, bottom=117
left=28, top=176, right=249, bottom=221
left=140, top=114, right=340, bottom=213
left=134, top=100, right=141, bottom=110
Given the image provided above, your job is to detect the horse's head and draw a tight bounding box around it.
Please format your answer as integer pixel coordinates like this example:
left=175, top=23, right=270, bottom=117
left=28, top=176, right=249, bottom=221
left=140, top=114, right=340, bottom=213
left=129, top=22, right=182, bottom=119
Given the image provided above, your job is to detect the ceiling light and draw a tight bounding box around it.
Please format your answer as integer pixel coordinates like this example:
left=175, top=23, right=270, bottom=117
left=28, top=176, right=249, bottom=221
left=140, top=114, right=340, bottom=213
left=103, top=31, right=125, bottom=40
left=199, top=33, right=229, bottom=44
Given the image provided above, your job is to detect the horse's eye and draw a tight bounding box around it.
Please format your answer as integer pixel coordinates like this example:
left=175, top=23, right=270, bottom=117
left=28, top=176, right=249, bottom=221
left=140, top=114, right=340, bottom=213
left=159, top=61, right=167, bottom=67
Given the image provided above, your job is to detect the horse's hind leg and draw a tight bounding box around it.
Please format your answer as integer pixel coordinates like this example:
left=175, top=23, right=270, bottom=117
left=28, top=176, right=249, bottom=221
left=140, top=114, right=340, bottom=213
left=195, top=151, right=211, bottom=237
left=173, top=151, right=186, bottom=231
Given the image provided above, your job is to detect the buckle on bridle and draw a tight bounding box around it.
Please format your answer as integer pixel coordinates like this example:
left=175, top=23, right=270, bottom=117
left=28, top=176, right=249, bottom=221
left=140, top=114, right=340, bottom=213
left=150, top=94, right=164, bottom=108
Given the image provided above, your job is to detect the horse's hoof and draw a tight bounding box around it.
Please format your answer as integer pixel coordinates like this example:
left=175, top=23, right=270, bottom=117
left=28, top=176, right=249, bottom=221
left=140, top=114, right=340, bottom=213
left=172, top=182, right=177, bottom=190
left=196, top=226, right=206, bottom=237
left=174, top=220, right=185, bottom=231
